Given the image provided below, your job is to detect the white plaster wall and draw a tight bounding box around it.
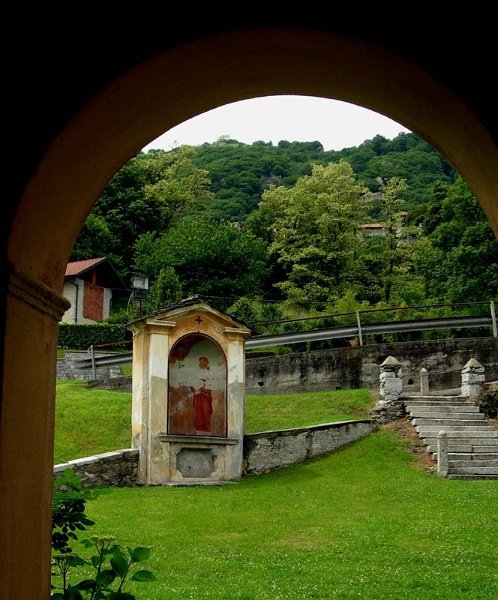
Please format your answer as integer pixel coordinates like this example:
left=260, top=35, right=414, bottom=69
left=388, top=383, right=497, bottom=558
left=61, top=281, right=77, bottom=323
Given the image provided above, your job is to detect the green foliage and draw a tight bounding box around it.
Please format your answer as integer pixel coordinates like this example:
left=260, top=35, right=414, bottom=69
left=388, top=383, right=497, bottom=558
left=188, top=133, right=454, bottom=221
left=52, top=468, right=95, bottom=553
left=475, top=386, right=498, bottom=419
left=133, top=217, right=268, bottom=310
left=360, top=177, right=420, bottom=303
left=51, top=470, right=155, bottom=599
left=227, top=296, right=259, bottom=325
left=72, top=147, right=211, bottom=281
left=145, top=266, right=183, bottom=313
left=414, top=177, right=498, bottom=303
left=260, top=162, right=366, bottom=309
left=58, top=324, right=130, bottom=350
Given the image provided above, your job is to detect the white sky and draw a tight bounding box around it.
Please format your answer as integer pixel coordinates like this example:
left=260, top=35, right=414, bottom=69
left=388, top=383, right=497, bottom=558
left=142, top=95, right=410, bottom=152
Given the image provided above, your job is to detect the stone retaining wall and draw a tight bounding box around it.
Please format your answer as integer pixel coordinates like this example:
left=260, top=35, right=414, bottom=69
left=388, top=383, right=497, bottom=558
left=53, top=449, right=139, bottom=487
left=53, top=421, right=374, bottom=486
left=243, top=420, right=375, bottom=475
left=246, top=337, right=498, bottom=395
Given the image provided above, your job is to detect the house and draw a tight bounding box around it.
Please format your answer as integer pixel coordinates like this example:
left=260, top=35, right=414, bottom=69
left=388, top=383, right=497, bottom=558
left=63, top=257, right=125, bottom=323
left=360, top=223, right=386, bottom=237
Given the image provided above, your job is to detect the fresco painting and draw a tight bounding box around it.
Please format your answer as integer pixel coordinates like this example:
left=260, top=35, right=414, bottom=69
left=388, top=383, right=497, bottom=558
left=168, top=334, right=227, bottom=436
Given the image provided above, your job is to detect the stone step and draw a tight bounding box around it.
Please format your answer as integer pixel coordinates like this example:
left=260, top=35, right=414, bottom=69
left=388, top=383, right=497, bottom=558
left=406, top=406, right=482, bottom=415
left=448, top=474, right=498, bottom=480
left=404, top=400, right=469, bottom=407
left=403, top=395, right=467, bottom=402
left=434, top=452, right=498, bottom=461
left=449, top=466, right=498, bottom=476
left=417, top=428, right=497, bottom=436
left=413, top=418, right=487, bottom=427
left=474, top=443, right=498, bottom=451
left=448, top=459, right=498, bottom=468
left=427, top=443, right=498, bottom=454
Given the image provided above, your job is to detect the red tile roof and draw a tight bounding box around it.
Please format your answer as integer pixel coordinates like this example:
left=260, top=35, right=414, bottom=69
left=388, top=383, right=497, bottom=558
left=65, top=257, right=107, bottom=277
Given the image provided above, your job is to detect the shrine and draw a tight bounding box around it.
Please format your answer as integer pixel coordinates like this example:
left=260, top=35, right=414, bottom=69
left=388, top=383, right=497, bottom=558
left=128, top=296, right=250, bottom=484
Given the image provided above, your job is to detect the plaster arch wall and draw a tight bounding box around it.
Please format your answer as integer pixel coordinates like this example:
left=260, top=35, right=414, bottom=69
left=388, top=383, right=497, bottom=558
left=2, top=28, right=497, bottom=598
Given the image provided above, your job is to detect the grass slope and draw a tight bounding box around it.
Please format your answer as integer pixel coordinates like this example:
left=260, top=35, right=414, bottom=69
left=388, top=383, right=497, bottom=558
left=54, top=381, right=132, bottom=464
left=55, top=383, right=374, bottom=463
left=75, top=432, right=497, bottom=599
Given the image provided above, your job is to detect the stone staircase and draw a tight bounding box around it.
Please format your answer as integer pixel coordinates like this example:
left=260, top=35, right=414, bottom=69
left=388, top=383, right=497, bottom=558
left=403, top=395, right=498, bottom=479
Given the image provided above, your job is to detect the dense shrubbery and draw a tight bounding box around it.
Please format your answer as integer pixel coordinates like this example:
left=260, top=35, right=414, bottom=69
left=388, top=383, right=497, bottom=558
left=58, top=324, right=130, bottom=350
left=476, top=386, right=498, bottom=419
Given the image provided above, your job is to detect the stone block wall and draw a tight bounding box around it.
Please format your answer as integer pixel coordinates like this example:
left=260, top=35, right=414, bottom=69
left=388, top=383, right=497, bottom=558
left=53, top=449, right=139, bottom=487
left=243, top=420, right=375, bottom=475
left=57, top=351, right=120, bottom=381
left=246, top=337, right=498, bottom=395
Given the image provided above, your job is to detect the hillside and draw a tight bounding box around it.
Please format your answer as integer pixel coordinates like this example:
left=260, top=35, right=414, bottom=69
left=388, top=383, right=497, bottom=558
left=190, top=132, right=455, bottom=220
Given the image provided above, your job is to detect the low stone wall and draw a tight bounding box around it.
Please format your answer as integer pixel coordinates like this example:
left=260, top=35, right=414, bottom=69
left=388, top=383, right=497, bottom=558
left=243, top=420, right=375, bottom=475
left=246, top=337, right=498, bottom=395
left=53, top=421, right=374, bottom=486
left=57, top=351, right=120, bottom=381
left=54, top=449, right=139, bottom=487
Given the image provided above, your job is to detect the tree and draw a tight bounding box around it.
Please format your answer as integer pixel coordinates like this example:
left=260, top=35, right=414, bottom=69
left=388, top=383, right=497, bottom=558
left=146, top=267, right=183, bottom=312
left=368, top=177, right=419, bottom=303
left=133, top=217, right=268, bottom=310
left=259, top=162, right=366, bottom=310
left=72, top=147, right=211, bottom=280
left=414, top=176, right=498, bottom=303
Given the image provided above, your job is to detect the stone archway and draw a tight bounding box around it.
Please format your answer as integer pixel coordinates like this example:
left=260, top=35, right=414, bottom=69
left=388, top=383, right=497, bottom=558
left=2, top=28, right=497, bottom=598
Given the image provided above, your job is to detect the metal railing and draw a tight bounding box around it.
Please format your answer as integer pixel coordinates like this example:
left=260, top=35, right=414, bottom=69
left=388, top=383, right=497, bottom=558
left=74, top=300, right=497, bottom=371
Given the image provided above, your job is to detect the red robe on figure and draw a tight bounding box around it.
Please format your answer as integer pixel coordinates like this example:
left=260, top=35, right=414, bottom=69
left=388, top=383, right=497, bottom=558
left=192, top=383, right=213, bottom=432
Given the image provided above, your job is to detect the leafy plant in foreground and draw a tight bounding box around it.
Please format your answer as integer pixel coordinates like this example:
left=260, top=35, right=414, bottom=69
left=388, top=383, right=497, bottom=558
left=51, top=469, right=155, bottom=599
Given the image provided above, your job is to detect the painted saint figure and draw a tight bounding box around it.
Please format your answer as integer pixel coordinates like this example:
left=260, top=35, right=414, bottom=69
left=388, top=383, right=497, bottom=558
left=168, top=334, right=226, bottom=437
left=193, top=378, right=213, bottom=432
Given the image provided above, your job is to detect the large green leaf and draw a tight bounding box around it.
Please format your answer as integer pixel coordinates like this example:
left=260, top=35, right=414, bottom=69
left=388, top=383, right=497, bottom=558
left=96, top=569, right=116, bottom=586
left=111, top=552, right=129, bottom=577
left=129, top=547, right=151, bottom=563
left=131, top=569, right=156, bottom=582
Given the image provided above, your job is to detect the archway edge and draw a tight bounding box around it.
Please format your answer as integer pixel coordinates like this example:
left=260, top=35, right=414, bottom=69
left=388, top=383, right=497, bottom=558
left=10, top=27, right=498, bottom=288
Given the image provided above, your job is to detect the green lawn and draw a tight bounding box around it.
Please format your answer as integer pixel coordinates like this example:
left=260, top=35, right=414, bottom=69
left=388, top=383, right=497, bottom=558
left=245, top=389, right=373, bottom=433
left=54, top=384, right=497, bottom=598
left=54, top=383, right=374, bottom=463
left=73, top=432, right=497, bottom=599
left=54, top=381, right=132, bottom=464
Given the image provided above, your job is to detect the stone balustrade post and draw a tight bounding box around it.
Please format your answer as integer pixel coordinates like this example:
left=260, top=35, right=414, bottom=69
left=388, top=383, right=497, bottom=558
left=437, top=431, right=448, bottom=477
left=376, top=356, right=404, bottom=422
left=420, top=367, right=429, bottom=395
left=461, top=358, right=485, bottom=400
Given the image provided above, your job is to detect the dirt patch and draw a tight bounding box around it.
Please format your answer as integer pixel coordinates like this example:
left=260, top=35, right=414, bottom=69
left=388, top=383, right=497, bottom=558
left=382, top=418, right=437, bottom=474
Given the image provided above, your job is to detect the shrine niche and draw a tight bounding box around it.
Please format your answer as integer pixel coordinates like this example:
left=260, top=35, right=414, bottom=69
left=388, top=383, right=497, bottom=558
left=168, top=333, right=227, bottom=437
left=128, top=296, right=250, bottom=485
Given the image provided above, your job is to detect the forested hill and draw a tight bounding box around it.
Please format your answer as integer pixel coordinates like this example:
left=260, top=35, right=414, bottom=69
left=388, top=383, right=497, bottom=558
left=189, top=132, right=455, bottom=221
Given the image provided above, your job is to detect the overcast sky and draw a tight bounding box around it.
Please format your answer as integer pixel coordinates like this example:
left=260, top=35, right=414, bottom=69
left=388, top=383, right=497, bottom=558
left=142, top=96, right=410, bottom=152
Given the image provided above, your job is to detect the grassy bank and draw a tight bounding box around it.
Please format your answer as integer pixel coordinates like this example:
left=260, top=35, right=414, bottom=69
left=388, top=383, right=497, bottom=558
left=71, top=431, right=497, bottom=599
left=54, top=382, right=374, bottom=463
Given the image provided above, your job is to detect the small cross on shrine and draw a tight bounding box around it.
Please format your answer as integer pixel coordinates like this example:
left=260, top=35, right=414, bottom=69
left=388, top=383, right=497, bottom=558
left=195, top=315, right=203, bottom=325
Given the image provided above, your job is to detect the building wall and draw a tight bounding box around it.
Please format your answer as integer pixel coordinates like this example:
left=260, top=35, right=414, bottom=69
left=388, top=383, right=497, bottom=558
left=83, top=280, right=104, bottom=321
left=61, top=281, right=78, bottom=323
left=62, top=278, right=111, bottom=323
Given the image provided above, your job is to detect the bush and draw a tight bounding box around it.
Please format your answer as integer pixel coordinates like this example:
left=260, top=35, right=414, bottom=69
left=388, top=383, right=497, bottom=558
left=58, top=323, right=130, bottom=350
left=475, top=386, right=498, bottom=418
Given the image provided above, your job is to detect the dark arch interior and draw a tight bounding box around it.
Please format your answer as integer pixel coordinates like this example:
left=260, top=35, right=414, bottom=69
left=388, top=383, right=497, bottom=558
left=2, top=21, right=497, bottom=598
